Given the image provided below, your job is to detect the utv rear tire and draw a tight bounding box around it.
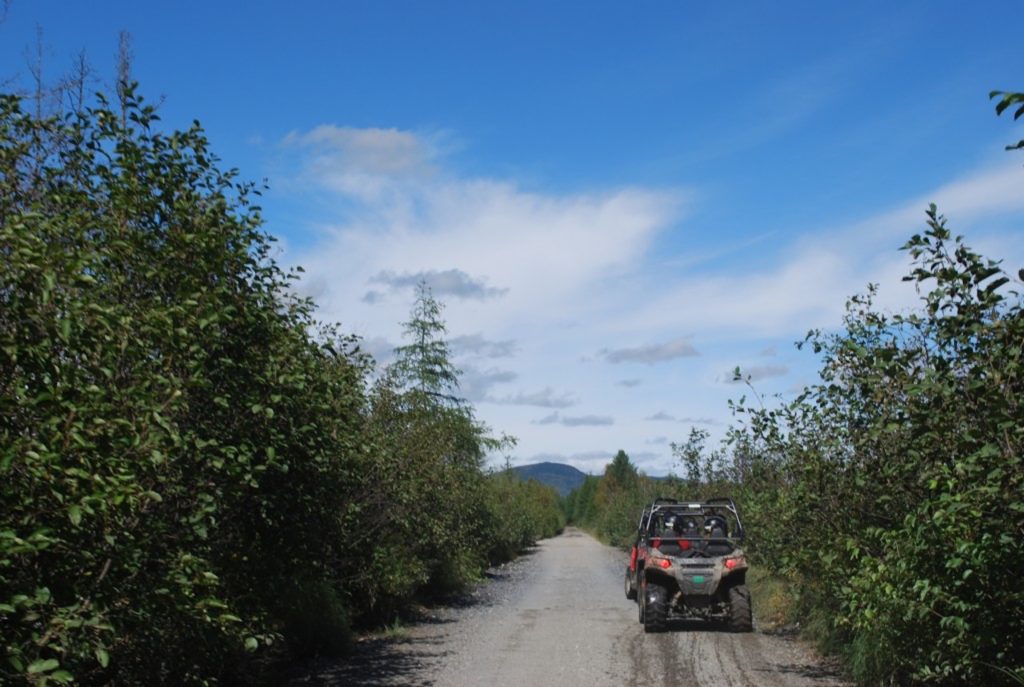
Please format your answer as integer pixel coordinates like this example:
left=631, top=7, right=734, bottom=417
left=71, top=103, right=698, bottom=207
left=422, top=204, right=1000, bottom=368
left=727, top=584, right=753, bottom=632
left=625, top=568, right=637, bottom=601
left=643, top=583, right=668, bottom=633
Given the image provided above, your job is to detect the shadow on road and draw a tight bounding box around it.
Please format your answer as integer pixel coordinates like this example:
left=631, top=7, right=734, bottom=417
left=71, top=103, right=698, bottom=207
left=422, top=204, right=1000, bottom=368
left=287, top=551, right=538, bottom=686
left=288, top=635, right=446, bottom=687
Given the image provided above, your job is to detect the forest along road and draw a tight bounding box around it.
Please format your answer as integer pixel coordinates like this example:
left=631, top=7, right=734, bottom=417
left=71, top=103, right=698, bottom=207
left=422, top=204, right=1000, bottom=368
left=291, top=527, right=849, bottom=687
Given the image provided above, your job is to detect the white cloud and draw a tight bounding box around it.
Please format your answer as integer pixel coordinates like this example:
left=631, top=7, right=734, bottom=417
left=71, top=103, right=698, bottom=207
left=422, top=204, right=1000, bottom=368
left=623, top=162, right=1024, bottom=339
left=285, top=122, right=688, bottom=336
left=725, top=364, right=790, bottom=384
left=562, top=414, right=615, bottom=427
left=458, top=365, right=517, bottom=403
left=450, top=334, right=518, bottom=359
left=678, top=416, right=721, bottom=426
left=369, top=268, right=508, bottom=301
left=357, top=336, right=396, bottom=367
left=283, top=125, right=440, bottom=200
left=281, top=125, right=1024, bottom=477
left=496, top=387, right=575, bottom=408
left=601, top=336, right=700, bottom=365
left=531, top=411, right=614, bottom=427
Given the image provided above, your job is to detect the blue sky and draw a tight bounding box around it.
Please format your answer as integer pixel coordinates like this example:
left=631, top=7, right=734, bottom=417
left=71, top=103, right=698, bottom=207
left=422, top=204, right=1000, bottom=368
left=3, top=1, right=1023, bottom=475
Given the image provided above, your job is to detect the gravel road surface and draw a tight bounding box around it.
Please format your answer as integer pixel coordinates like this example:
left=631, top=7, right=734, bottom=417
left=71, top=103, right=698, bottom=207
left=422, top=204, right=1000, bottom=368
left=291, top=528, right=849, bottom=687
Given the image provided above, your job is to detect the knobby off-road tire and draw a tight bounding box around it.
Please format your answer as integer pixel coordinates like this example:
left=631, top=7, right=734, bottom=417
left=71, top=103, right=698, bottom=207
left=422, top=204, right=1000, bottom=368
left=727, top=584, right=753, bottom=632
left=625, top=568, right=637, bottom=601
left=643, top=583, right=668, bottom=633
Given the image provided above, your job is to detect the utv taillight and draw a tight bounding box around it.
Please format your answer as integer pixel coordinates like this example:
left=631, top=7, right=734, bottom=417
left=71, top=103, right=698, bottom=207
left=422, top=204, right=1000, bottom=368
left=725, top=556, right=746, bottom=570
left=658, top=559, right=671, bottom=569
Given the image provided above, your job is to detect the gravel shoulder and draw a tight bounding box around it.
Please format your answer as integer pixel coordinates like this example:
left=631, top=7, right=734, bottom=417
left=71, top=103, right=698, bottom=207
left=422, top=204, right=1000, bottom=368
left=290, top=528, right=850, bottom=687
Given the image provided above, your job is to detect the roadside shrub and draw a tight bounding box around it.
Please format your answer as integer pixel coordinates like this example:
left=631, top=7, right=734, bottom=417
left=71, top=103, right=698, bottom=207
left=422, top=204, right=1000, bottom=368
left=732, top=208, right=1024, bottom=685
left=0, top=87, right=366, bottom=685
left=278, top=580, right=352, bottom=659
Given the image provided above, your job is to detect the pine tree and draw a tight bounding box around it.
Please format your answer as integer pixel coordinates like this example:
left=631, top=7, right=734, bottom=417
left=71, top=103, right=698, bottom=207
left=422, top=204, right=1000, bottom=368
left=391, top=281, right=463, bottom=406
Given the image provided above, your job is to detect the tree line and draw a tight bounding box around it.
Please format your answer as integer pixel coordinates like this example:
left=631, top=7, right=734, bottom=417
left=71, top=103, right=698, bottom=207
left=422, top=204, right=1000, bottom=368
left=0, top=86, right=563, bottom=685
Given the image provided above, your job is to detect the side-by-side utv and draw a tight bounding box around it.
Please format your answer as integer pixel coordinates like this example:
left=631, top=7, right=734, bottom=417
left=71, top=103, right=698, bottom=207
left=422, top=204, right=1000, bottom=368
left=624, top=497, right=752, bottom=633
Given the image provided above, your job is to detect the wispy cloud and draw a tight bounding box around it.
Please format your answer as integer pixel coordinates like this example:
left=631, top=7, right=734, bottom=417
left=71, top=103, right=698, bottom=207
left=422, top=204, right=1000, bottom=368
left=285, top=125, right=435, bottom=174
left=451, top=334, right=518, bottom=359
left=601, top=337, right=699, bottom=365
left=562, top=414, right=615, bottom=427
left=646, top=411, right=719, bottom=425
left=357, top=336, right=397, bottom=366
left=496, top=387, right=575, bottom=408
left=726, top=364, right=790, bottom=383
left=368, top=268, right=508, bottom=301
left=281, top=121, right=1024, bottom=477
left=532, top=411, right=614, bottom=427
left=678, top=416, right=721, bottom=426
left=459, top=364, right=517, bottom=402
left=283, top=125, right=442, bottom=200
left=624, top=162, right=1024, bottom=339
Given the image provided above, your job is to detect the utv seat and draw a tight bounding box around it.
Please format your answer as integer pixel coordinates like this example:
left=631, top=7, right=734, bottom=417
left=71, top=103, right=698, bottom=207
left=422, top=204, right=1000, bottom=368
left=703, top=517, right=733, bottom=556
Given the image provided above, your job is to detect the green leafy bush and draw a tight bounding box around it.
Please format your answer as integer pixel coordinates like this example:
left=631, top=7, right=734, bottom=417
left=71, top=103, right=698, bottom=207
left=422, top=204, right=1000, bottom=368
left=731, top=207, right=1023, bottom=685
left=0, top=86, right=376, bottom=684
left=563, top=210, right=1023, bottom=685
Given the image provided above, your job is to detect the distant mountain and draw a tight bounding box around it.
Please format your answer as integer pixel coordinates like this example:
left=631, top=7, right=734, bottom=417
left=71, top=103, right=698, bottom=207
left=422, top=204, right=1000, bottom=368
left=511, top=461, right=588, bottom=496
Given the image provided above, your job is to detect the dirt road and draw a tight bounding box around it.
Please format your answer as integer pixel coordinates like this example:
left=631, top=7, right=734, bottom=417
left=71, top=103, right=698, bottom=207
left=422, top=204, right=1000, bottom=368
left=292, top=528, right=848, bottom=687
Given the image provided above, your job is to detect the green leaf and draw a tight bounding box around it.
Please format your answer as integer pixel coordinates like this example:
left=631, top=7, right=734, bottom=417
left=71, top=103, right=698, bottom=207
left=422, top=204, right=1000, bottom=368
left=244, top=637, right=258, bottom=651
left=68, top=505, right=82, bottom=526
left=27, top=658, right=60, bottom=674
left=984, top=276, right=1009, bottom=293
left=95, top=647, right=109, bottom=668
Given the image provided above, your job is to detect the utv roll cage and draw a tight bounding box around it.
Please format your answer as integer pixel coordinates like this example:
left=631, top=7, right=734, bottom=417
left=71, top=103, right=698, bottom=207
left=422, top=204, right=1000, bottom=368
left=636, top=496, right=746, bottom=542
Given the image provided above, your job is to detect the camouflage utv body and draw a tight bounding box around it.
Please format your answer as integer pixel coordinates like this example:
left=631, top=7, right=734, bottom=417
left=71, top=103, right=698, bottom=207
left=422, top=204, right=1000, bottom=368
left=624, top=497, right=752, bottom=633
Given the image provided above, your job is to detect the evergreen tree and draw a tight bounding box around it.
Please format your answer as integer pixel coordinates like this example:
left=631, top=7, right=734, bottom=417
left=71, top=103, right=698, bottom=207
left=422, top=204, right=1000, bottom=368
left=391, top=281, right=462, bottom=406
left=605, top=449, right=638, bottom=491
